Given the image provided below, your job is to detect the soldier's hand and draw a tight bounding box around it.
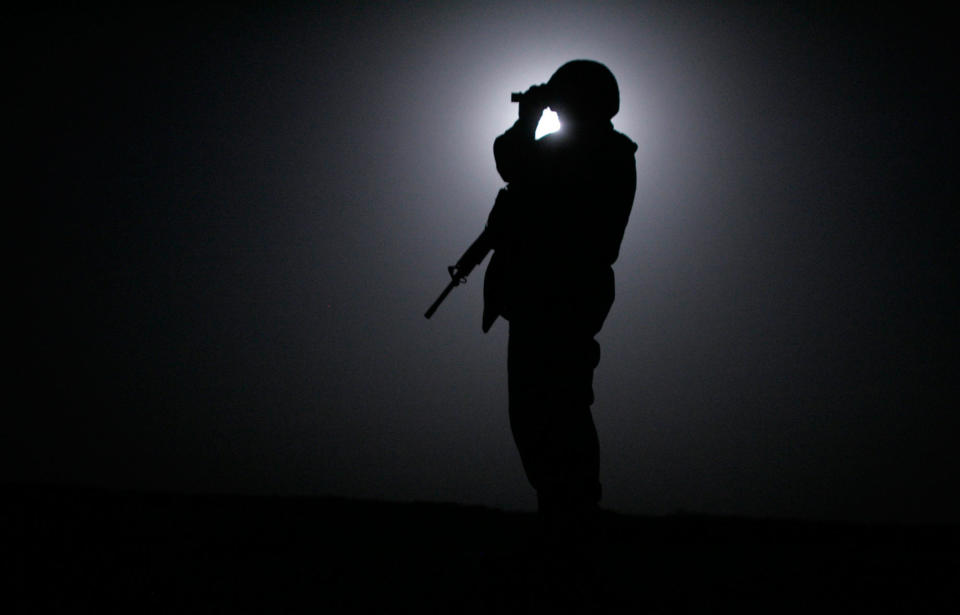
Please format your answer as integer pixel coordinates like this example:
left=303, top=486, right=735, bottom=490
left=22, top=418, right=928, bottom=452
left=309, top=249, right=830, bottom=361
left=518, top=83, right=550, bottom=126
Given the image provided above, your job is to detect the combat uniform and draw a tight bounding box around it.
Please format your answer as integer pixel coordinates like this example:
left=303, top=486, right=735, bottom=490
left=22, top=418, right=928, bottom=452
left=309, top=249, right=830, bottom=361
left=484, top=117, right=637, bottom=518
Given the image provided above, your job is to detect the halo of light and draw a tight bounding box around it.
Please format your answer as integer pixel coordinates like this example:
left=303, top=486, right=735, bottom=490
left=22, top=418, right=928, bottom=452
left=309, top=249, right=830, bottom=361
left=535, top=108, right=561, bottom=139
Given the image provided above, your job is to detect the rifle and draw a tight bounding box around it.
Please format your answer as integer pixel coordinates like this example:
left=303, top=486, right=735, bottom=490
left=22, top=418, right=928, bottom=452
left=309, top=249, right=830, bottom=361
left=424, top=228, right=492, bottom=319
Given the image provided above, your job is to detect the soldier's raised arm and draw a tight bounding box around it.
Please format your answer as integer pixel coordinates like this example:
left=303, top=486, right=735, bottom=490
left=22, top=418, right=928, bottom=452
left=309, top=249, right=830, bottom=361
left=494, top=84, right=549, bottom=182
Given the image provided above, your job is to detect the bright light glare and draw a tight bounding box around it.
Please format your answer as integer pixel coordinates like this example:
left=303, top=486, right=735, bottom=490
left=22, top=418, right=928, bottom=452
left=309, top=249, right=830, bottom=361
left=535, top=108, right=561, bottom=139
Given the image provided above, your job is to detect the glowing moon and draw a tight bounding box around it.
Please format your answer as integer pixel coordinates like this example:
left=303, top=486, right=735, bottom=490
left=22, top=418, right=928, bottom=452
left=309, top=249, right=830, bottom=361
left=535, top=108, right=561, bottom=139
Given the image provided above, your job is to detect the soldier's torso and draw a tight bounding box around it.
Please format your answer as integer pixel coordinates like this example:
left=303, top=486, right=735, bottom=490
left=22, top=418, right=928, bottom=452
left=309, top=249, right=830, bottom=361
left=484, top=128, right=637, bottom=333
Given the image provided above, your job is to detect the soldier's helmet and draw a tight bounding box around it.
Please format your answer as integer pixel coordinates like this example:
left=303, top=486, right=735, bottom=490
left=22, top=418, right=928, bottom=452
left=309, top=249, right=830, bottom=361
left=547, top=60, right=620, bottom=121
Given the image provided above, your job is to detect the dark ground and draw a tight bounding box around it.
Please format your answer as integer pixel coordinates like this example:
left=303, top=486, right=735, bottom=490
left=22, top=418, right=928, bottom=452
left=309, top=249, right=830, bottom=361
left=4, top=485, right=957, bottom=613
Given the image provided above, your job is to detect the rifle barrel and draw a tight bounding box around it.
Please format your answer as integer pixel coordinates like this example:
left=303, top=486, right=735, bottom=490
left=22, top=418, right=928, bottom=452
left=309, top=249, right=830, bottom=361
left=423, top=226, right=492, bottom=320
left=424, top=278, right=459, bottom=319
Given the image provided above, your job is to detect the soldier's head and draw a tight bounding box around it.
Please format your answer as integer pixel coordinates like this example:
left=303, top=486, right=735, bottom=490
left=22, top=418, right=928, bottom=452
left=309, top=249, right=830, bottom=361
left=547, top=60, right=619, bottom=128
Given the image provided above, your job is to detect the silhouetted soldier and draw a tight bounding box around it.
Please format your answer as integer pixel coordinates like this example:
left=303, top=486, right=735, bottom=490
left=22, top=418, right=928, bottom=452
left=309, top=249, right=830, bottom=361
left=484, top=60, right=637, bottom=547
left=423, top=58, right=637, bottom=607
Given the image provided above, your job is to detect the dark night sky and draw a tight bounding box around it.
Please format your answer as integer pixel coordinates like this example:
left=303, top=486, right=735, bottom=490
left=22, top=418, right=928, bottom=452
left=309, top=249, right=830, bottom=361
left=11, top=1, right=957, bottom=523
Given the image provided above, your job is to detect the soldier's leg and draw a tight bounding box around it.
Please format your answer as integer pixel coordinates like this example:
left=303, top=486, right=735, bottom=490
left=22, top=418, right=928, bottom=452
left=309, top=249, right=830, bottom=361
left=537, top=332, right=601, bottom=515
left=508, top=321, right=601, bottom=510
left=509, top=322, right=605, bottom=610
left=507, top=322, right=551, bottom=495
